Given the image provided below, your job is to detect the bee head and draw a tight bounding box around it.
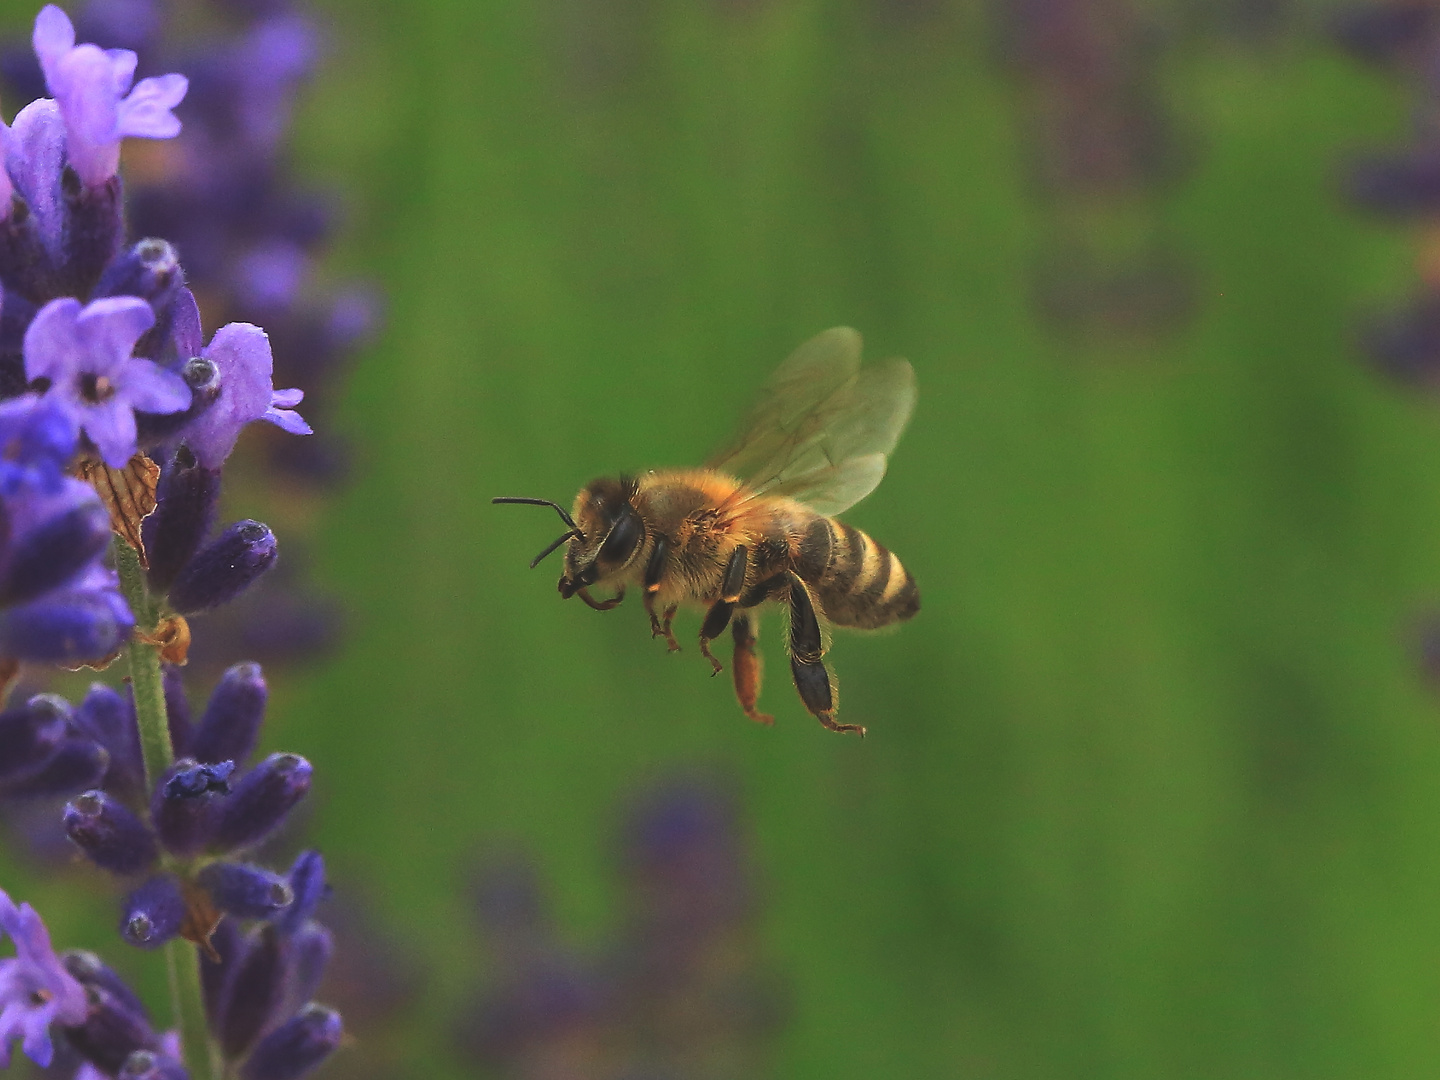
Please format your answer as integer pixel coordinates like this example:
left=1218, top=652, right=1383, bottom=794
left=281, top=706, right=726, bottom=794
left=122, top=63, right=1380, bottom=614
left=557, top=477, right=644, bottom=598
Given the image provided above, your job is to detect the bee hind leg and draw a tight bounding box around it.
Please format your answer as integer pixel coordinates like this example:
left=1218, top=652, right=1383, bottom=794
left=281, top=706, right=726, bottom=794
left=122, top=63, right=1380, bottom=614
left=731, top=612, right=773, bottom=726
left=786, top=572, right=864, bottom=737
left=699, top=545, right=750, bottom=677
left=699, top=600, right=733, bottom=675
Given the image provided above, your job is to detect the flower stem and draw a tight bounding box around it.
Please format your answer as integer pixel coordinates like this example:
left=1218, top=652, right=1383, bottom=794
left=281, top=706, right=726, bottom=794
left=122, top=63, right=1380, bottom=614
left=115, top=540, right=171, bottom=787
left=113, top=536, right=218, bottom=1079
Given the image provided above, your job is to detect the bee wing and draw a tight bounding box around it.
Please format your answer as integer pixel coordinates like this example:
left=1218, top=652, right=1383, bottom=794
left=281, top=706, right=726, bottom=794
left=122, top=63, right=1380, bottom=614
left=708, top=328, right=916, bottom=516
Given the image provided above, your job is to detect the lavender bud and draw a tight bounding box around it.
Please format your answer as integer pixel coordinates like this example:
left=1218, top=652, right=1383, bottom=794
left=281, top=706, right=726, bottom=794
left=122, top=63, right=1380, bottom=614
left=2, top=737, right=109, bottom=798
left=121, top=876, right=186, bottom=949
left=151, top=758, right=234, bottom=857
left=238, top=1004, right=342, bottom=1080
left=120, top=1049, right=191, bottom=1080
left=0, top=589, right=134, bottom=662
left=144, top=448, right=222, bottom=594
left=189, top=662, right=267, bottom=767
left=0, top=200, right=56, bottom=303
left=218, top=925, right=286, bottom=1060
left=284, top=923, right=333, bottom=1016
left=64, top=790, right=159, bottom=875
left=0, top=698, right=68, bottom=784
left=60, top=984, right=160, bottom=1075
left=72, top=683, right=143, bottom=796
left=211, top=753, right=312, bottom=852
left=0, top=501, right=111, bottom=605
left=197, top=862, right=294, bottom=920
left=274, top=850, right=326, bottom=935
left=63, top=949, right=150, bottom=1022
left=168, top=520, right=278, bottom=615
left=95, top=237, right=183, bottom=309
left=164, top=664, right=194, bottom=757
left=135, top=359, right=220, bottom=449
left=60, top=168, right=124, bottom=297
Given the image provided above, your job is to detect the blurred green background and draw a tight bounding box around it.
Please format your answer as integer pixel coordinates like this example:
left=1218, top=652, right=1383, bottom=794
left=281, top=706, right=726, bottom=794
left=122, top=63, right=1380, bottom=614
left=14, top=0, right=1440, bottom=1076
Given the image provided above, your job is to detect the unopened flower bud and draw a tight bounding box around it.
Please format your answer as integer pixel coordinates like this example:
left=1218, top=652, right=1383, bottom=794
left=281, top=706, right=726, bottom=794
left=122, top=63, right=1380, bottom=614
left=64, top=790, right=158, bottom=875
left=144, top=447, right=222, bottom=594
left=0, top=501, right=111, bottom=605
left=0, top=589, right=134, bottom=662
left=119, top=1049, right=190, bottom=1080
left=188, top=662, right=267, bottom=767
left=95, top=238, right=183, bottom=309
left=71, top=683, right=143, bottom=796
left=2, top=737, right=109, bottom=798
left=211, top=753, right=311, bottom=852
left=151, top=759, right=233, bottom=857
left=197, top=862, right=294, bottom=920
left=238, top=1004, right=342, bottom=1080
left=60, top=984, right=160, bottom=1075
left=0, top=697, right=68, bottom=785
left=167, top=520, right=278, bottom=614
left=218, top=924, right=285, bottom=1059
left=121, top=876, right=185, bottom=949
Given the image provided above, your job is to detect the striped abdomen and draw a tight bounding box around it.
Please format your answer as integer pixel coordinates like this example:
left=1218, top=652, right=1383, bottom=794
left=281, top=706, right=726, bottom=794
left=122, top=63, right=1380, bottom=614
left=792, top=515, right=919, bottom=629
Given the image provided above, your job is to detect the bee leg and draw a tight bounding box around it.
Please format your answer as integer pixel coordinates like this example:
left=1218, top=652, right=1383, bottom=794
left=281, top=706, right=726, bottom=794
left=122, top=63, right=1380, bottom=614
left=786, top=572, right=864, bottom=737
left=643, top=536, right=681, bottom=651
left=644, top=591, right=681, bottom=652
left=698, top=546, right=749, bottom=676
left=577, top=585, right=625, bottom=611
left=731, top=612, right=773, bottom=726
left=699, top=602, right=732, bottom=675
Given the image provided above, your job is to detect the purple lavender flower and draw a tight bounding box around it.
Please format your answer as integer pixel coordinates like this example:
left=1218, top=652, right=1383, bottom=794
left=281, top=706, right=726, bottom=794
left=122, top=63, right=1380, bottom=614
left=0, top=888, right=88, bottom=1068
left=31, top=3, right=187, bottom=189
left=0, top=391, right=75, bottom=495
left=25, top=296, right=189, bottom=467
left=0, top=395, right=133, bottom=663
left=180, top=322, right=308, bottom=469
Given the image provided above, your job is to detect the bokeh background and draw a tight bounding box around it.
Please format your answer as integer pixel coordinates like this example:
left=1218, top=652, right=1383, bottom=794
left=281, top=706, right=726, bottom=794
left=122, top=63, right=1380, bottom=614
left=11, top=0, right=1440, bottom=1076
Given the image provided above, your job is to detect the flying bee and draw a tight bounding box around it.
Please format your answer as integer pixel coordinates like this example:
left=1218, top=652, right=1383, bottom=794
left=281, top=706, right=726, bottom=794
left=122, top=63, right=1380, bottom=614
left=495, top=327, right=918, bottom=736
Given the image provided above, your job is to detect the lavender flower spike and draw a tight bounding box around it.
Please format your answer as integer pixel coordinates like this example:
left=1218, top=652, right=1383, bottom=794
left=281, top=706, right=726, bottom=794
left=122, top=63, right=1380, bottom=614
left=25, top=296, right=190, bottom=466
left=182, top=322, right=309, bottom=469
left=0, top=888, right=87, bottom=1068
left=32, top=4, right=188, bottom=189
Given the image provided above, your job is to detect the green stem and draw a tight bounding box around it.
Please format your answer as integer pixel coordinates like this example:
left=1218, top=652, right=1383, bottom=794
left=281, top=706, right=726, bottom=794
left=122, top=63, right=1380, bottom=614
left=113, top=537, right=218, bottom=1079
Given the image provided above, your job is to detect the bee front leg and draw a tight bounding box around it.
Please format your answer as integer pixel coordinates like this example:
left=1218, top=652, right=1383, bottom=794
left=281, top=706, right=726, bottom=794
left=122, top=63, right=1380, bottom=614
left=578, top=585, right=625, bottom=611
left=699, top=546, right=748, bottom=676
left=644, top=592, right=681, bottom=652
left=786, top=572, right=864, bottom=737
left=643, top=536, right=681, bottom=651
left=730, top=612, right=773, bottom=726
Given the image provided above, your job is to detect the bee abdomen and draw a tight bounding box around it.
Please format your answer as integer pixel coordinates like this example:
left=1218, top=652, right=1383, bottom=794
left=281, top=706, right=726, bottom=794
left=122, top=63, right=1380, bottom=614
left=799, top=517, right=918, bottom=629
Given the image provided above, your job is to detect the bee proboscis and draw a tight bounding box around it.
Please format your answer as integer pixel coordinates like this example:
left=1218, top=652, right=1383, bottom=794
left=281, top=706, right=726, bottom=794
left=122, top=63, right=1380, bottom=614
left=495, top=327, right=918, bottom=736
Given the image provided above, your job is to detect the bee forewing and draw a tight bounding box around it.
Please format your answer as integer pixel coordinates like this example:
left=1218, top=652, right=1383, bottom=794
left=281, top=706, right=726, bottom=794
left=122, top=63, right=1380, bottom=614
left=766, top=452, right=889, bottom=517
left=707, top=327, right=863, bottom=479
left=710, top=327, right=915, bottom=515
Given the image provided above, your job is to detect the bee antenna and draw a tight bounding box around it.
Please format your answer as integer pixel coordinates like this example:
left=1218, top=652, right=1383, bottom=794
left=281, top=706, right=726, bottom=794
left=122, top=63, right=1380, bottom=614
left=529, top=529, right=582, bottom=569
left=492, top=497, right=583, bottom=534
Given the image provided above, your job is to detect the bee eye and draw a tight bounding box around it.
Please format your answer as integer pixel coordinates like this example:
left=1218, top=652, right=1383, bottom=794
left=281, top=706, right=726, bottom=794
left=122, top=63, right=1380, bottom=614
left=598, top=505, right=643, bottom=568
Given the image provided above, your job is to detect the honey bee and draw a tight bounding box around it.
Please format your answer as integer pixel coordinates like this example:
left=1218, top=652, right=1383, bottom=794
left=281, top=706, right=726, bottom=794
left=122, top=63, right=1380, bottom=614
left=495, top=327, right=918, bottom=736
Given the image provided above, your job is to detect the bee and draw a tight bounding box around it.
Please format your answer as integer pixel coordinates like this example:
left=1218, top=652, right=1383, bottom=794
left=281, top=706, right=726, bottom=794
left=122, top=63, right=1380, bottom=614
left=495, top=327, right=918, bottom=736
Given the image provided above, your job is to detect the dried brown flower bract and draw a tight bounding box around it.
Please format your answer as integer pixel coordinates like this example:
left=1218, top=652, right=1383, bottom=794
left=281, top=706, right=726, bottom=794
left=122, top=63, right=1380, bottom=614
left=138, top=614, right=191, bottom=666
left=77, top=452, right=160, bottom=567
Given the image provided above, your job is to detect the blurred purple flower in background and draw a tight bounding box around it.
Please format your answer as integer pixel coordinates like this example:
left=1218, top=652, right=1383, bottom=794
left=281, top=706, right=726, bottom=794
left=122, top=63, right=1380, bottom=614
left=991, top=0, right=1196, bottom=343
left=456, top=776, right=787, bottom=1080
